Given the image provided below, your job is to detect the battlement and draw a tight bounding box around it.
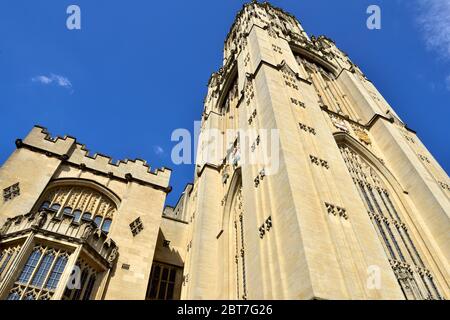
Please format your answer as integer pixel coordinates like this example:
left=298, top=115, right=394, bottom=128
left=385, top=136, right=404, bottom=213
left=17, top=126, right=171, bottom=190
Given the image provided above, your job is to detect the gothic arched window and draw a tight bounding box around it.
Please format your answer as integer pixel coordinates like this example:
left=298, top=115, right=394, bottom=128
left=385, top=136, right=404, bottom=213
left=227, top=182, right=247, bottom=300
left=339, top=143, right=443, bottom=300
left=101, top=219, right=112, bottom=234
left=94, top=216, right=103, bottom=228
left=36, top=181, right=119, bottom=232
left=73, top=210, right=82, bottom=222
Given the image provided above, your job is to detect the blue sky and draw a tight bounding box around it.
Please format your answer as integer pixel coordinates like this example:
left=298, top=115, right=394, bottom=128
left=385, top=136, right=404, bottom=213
left=0, top=0, right=449, bottom=205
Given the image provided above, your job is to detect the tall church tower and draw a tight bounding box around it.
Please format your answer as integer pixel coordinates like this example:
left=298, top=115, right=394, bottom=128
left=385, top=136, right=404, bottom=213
left=180, top=1, right=449, bottom=299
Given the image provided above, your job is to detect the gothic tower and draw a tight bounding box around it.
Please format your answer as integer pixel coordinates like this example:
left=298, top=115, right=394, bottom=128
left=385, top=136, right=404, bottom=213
left=0, top=1, right=448, bottom=301
left=179, top=1, right=449, bottom=300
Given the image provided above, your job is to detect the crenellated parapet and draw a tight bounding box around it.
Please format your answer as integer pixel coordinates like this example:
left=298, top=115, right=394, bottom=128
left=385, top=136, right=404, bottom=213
left=16, top=126, right=171, bottom=192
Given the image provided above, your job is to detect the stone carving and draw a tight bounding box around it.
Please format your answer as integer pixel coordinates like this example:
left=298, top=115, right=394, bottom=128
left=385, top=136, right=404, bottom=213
left=352, top=125, right=371, bottom=145
left=0, top=218, right=12, bottom=236
left=32, top=211, right=47, bottom=228
left=330, top=114, right=349, bottom=132
left=82, top=223, right=95, bottom=240
left=108, top=246, right=119, bottom=264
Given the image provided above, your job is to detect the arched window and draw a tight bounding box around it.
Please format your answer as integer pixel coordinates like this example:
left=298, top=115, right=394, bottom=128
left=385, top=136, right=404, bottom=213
left=73, top=210, right=82, bottom=222
left=18, top=249, right=41, bottom=284
left=50, top=203, right=61, bottom=212
left=45, top=255, right=68, bottom=289
left=93, top=216, right=102, bottom=228
left=224, top=176, right=247, bottom=300
left=63, top=207, right=73, bottom=216
left=40, top=201, right=50, bottom=210
left=338, top=143, right=442, bottom=300
left=101, top=219, right=112, bottom=234
left=36, top=182, right=118, bottom=230
left=82, top=212, right=92, bottom=221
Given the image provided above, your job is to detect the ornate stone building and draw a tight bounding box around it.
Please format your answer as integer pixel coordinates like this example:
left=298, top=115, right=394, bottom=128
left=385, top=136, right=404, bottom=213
left=0, top=1, right=449, bottom=300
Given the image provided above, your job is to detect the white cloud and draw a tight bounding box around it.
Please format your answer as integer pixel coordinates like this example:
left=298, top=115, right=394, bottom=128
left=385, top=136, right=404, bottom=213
left=153, top=145, right=164, bottom=156
left=31, top=73, right=73, bottom=89
left=416, top=0, right=450, bottom=60
left=445, top=75, right=450, bottom=91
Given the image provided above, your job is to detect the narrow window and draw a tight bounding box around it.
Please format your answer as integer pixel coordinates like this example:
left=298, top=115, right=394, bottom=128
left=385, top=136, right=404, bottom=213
left=0, top=252, right=12, bottom=276
left=18, top=249, right=42, bottom=284
left=101, top=219, right=112, bottom=234
left=82, top=274, right=97, bottom=300
left=146, top=263, right=180, bottom=300
left=63, top=207, right=73, bottom=216
left=45, top=255, right=68, bottom=289
left=31, top=252, right=55, bottom=287
left=40, top=201, right=51, bottom=210
left=50, top=203, right=61, bottom=212
left=82, top=212, right=92, bottom=221
left=73, top=210, right=82, bottom=222
left=93, top=216, right=102, bottom=228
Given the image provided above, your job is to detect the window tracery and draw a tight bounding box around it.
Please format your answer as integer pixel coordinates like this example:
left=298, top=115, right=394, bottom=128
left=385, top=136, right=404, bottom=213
left=0, top=245, right=21, bottom=281
left=63, top=259, right=98, bottom=300
left=146, top=262, right=181, bottom=300
left=230, top=185, right=247, bottom=300
left=37, top=184, right=117, bottom=233
left=296, top=55, right=358, bottom=120
left=339, top=145, right=442, bottom=300
left=8, top=245, right=69, bottom=300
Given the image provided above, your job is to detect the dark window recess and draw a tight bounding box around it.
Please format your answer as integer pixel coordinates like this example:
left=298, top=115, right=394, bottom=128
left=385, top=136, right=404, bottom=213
left=146, top=262, right=181, bottom=300
left=63, top=207, right=73, bottom=216
left=50, top=203, right=61, bottom=211
left=40, top=201, right=51, bottom=210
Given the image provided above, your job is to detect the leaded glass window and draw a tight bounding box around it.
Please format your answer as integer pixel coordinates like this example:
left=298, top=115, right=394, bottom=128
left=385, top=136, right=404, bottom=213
left=146, top=262, right=181, bottom=300
left=45, top=255, right=68, bottom=289
left=31, top=251, right=55, bottom=287
left=7, top=292, right=20, bottom=300
left=18, top=249, right=42, bottom=284
left=0, top=245, right=22, bottom=280
left=339, top=145, right=443, bottom=300
left=10, top=245, right=70, bottom=300
left=36, top=184, right=117, bottom=231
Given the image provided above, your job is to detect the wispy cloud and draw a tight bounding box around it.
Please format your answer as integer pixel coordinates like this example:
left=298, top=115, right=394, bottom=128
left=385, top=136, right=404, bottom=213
left=153, top=145, right=165, bottom=156
left=445, top=75, right=450, bottom=91
left=31, top=73, right=73, bottom=90
left=416, top=0, right=450, bottom=60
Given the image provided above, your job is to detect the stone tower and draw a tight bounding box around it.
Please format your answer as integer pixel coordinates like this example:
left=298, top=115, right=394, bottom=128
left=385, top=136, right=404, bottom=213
left=0, top=1, right=448, bottom=301
left=178, top=1, right=449, bottom=299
